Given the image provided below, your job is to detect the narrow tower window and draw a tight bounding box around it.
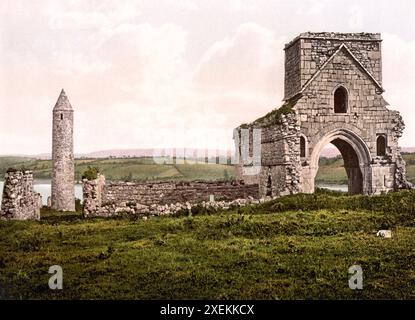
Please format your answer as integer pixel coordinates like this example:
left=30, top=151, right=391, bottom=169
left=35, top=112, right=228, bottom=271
left=60, top=113, right=63, bottom=120
left=300, top=136, right=306, bottom=157
left=334, top=86, right=348, bottom=113
left=377, top=135, right=386, bottom=156
left=266, top=174, right=272, bottom=196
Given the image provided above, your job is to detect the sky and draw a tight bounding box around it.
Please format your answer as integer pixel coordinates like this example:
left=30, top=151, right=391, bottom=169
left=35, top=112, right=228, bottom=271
left=1, top=0, right=415, bottom=155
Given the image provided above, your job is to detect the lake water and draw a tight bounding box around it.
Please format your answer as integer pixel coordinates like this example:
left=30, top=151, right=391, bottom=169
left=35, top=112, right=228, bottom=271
left=0, top=181, right=347, bottom=206
left=317, top=183, right=348, bottom=192
left=0, top=181, right=83, bottom=206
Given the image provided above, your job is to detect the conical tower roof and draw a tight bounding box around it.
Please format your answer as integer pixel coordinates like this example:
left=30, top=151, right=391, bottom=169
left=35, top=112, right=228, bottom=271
left=53, top=89, right=73, bottom=111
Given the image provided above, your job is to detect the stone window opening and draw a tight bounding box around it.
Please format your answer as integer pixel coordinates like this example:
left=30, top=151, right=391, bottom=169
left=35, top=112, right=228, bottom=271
left=334, top=86, right=348, bottom=113
left=249, top=128, right=253, bottom=158
left=266, top=174, right=272, bottom=197
left=377, top=135, right=387, bottom=156
left=238, top=130, right=242, bottom=161
left=60, top=113, right=63, bottom=120
left=300, top=136, right=306, bottom=158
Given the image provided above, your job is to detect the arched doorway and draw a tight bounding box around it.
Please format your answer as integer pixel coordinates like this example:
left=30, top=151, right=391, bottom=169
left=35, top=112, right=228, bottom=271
left=315, top=144, right=347, bottom=192
left=307, top=129, right=371, bottom=195
left=316, top=139, right=363, bottom=194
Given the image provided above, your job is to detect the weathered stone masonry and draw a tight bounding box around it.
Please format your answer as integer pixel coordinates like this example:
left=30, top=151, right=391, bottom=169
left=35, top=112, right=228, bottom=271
left=236, top=32, right=412, bottom=197
left=51, top=89, right=75, bottom=212
left=235, top=111, right=301, bottom=197
left=83, top=174, right=259, bottom=217
left=0, top=170, right=42, bottom=220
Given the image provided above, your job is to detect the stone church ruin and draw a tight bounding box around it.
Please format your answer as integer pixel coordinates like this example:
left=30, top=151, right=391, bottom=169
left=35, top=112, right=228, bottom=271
left=1, top=32, right=413, bottom=220
left=235, top=32, right=412, bottom=197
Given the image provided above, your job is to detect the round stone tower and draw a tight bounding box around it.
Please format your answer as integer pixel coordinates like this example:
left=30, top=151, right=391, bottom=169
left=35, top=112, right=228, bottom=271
left=51, top=89, right=75, bottom=212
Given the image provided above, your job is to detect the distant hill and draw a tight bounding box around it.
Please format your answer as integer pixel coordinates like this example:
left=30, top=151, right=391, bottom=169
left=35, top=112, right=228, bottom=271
left=4, top=148, right=232, bottom=160
left=2, top=147, right=415, bottom=160
left=317, top=152, right=415, bottom=184
left=83, top=148, right=232, bottom=159
left=1, top=151, right=415, bottom=185
left=401, top=147, right=415, bottom=154
left=319, top=147, right=415, bottom=158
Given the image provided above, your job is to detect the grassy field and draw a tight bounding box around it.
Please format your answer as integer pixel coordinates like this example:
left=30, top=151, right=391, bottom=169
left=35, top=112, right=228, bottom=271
left=316, top=156, right=348, bottom=184
left=316, top=153, right=415, bottom=185
left=0, top=190, right=414, bottom=300
left=2, top=153, right=414, bottom=184
left=0, top=157, right=235, bottom=182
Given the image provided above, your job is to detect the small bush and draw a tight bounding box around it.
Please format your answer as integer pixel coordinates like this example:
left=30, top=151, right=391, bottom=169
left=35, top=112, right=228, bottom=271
left=6, top=167, right=29, bottom=173
left=252, top=102, right=295, bottom=126
left=82, top=166, right=100, bottom=180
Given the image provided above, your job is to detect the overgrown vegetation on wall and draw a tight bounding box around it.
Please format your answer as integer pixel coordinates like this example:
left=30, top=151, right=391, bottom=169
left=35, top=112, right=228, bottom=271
left=240, top=101, right=296, bottom=129
left=82, top=166, right=100, bottom=180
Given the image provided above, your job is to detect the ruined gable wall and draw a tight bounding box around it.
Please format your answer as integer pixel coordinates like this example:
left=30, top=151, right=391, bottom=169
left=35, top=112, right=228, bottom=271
left=297, top=48, right=399, bottom=160
left=235, top=112, right=301, bottom=197
left=296, top=48, right=408, bottom=193
left=284, top=33, right=382, bottom=99
left=260, top=113, right=301, bottom=196
left=1, top=170, right=42, bottom=220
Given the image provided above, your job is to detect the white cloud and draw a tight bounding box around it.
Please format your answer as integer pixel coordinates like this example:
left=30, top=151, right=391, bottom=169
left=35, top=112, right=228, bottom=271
left=188, top=23, right=286, bottom=130
left=296, top=0, right=327, bottom=15
left=382, top=33, right=415, bottom=147
left=348, top=5, right=364, bottom=30
left=194, top=23, right=284, bottom=96
left=164, top=0, right=199, bottom=11
left=46, top=0, right=142, bottom=31
left=229, top=0, right=256, bottom=13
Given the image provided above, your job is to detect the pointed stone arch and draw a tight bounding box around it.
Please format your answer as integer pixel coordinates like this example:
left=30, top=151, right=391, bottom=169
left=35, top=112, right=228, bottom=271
left=307, top=128, right=372, bottom=195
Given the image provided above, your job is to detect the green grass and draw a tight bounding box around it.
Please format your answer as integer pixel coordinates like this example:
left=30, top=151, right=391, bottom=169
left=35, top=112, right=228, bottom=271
left=316, top=153, right=415, bottom=185
left=0, top=191, right=414, bottom=300
left=316, top=157, right=348, bottom=184
left=2, top=153, right=415, bottom=184
left=0, top=157, right=235, bottom=182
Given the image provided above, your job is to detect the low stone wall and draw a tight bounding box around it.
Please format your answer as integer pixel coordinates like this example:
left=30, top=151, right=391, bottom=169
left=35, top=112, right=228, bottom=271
left=83, top=174, right=260, bottom=218
left=1, top=170, right=42, bottom=220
